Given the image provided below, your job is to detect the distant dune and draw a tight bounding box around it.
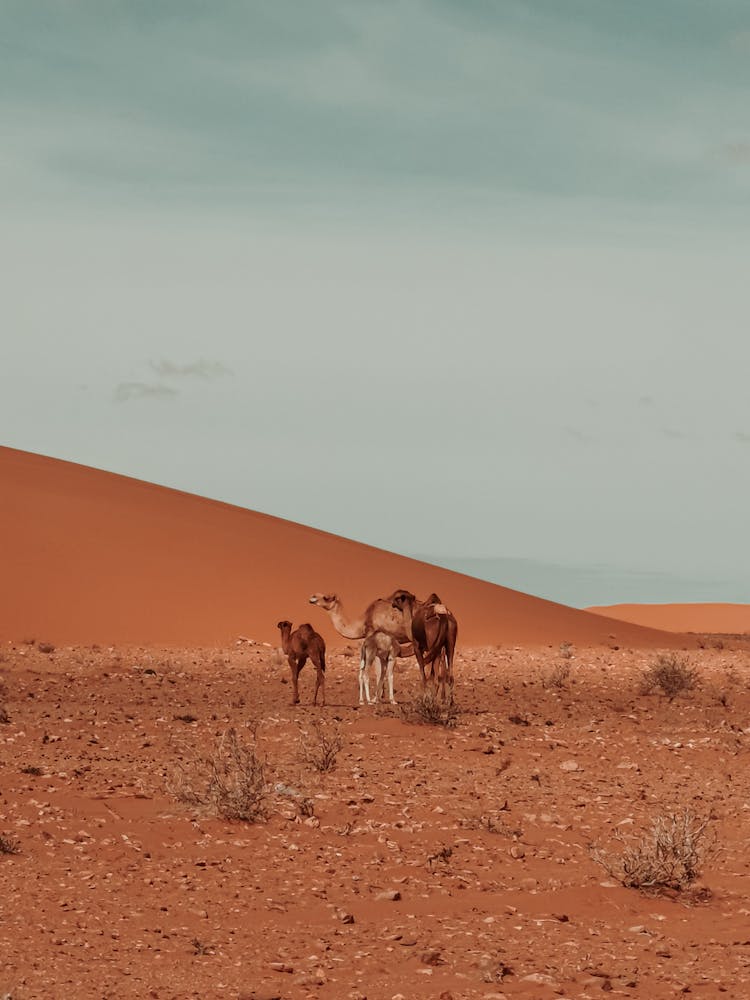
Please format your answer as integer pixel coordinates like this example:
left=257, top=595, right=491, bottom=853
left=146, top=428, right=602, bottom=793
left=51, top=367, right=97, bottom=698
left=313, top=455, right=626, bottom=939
left=588, top=603, right=750, bottom=635
left=0, top=446, right=689, bottom=648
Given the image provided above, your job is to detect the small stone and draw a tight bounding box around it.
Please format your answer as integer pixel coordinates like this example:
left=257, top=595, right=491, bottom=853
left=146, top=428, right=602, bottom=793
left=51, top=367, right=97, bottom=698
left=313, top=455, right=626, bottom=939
left=521, top=972, right=561, bottom=989
left=269, top=961, right=293, bottom=973
left=560, top=759, right=580, bottom=772
left=509, top=845, right=525, bottom=859
left=421, top=950, right=444, bottom=966
left=38, top=642, right=55, bottom=654
left=375, top=890, right=401, bottom=901
left=337, top=909, right=355, bottom=924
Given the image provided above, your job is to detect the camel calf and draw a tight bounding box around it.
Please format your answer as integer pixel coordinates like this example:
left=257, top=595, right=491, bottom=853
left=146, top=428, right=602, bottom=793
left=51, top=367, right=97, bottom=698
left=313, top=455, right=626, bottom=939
left=277, top=621, right=326, bottom=707
left=360, top=631, right=400, bottom=705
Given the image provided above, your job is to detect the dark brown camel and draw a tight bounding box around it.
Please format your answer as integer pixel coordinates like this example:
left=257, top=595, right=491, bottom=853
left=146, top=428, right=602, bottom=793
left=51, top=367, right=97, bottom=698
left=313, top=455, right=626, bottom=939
left=277, top=621, right=326, bottom=707
left=390, top=590, right=458, bottom=700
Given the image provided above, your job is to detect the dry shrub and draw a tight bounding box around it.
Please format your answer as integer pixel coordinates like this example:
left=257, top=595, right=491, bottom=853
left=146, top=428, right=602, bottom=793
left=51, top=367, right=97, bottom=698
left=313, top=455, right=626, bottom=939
left=403, top=688, right=460, bottom=728
left=543, top=662, right=571, bottom=689
left=299, top=720, right=344, bottom=773
left=559, top=641, right=574, bottom=659
left=0, top=834, right=20, bottom=855
left=169, top=727, right=268, bottom=822
left=640, top=654, right=699, bottom=700
left=590, top=808, right=715, bottom=893
left=0, top=705, right=9, bottom=726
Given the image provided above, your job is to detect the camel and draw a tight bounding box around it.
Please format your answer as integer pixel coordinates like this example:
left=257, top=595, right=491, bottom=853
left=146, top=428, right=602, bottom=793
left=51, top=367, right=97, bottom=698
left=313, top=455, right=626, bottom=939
left=276, top=621, right=326, bottom=707
left=309, top=591, right=414, bottom=657
left=359, top=631, right=401, bottom=706
left=390, top=590, right=457, bottom=701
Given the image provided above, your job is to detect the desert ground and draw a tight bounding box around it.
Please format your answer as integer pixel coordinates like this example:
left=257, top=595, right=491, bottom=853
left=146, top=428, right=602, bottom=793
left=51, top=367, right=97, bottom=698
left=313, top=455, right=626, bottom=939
left=3, top=447, right=750, bottom=999
left=3, top=635, right=750, bottom=1000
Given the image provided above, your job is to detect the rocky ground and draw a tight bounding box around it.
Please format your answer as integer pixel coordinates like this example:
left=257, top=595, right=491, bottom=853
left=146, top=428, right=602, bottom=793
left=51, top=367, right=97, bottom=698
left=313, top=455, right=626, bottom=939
left=1, top=637, right=750, bottom=999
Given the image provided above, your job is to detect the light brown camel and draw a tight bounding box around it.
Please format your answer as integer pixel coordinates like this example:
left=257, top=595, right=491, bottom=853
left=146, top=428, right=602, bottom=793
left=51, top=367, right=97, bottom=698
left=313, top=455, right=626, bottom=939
left=390, top=590, right=457, bottom=701
left=277, top=620, right=326, bottom=707
left=359, top=631, right=401, bottom=705
left=309, top=592, right=414, bottom=657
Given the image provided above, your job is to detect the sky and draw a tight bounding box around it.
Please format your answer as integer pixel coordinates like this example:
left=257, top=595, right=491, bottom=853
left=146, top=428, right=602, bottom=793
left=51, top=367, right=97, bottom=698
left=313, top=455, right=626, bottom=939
left=2, top=1, right=750, bottom=606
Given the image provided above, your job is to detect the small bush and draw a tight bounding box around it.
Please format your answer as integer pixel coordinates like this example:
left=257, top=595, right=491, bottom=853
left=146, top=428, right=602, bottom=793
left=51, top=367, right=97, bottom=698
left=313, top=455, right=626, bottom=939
left=403, top=689, right=460, bottom=728
left=543, top=662, right=571, bottom=689
left=640, top=654, right=699, bottom=700
left=169, top=727, right=268, bottom=822
left=590, top=808, right=715, bottom=893
left=559, top=641, right=574, bottom=659
left=299, top=721, right=344, bottom=773
left=0, top=706, right=9, bottom=725
left=0, top=834, right=21, bottom=855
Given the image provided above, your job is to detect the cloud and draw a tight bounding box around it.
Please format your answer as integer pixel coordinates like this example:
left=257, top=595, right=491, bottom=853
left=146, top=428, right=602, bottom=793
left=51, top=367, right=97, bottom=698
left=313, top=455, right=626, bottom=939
left=563, top=426, right=597, bottom=444
left=660, top=426, right=690, bottom=440
left=114, top=382, right=179, bottom=403
left=3, top=0, right=750, bottom=215
left=150, top=359, right=232, bottom=379
left=724, top=142, right=750, bottom=164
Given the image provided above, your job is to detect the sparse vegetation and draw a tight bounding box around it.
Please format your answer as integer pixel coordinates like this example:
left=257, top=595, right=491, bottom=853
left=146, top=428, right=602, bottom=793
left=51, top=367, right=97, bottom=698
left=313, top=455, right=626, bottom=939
left=0, top=705, right=9, bottom=725
left=402, top=689, right=460, bottom=728
left=299, top=720, right=344, bottom=773
left=543, top=662, right=571, bottom=689
left=590, top=808, right=716, bottom=893
left=640, top=654, right=699, bottom=700
left=169, top=727, right=268, bottom=822
left=191, top=937, right=213, bottom=956
left=0, top=834, right=21, bottom=855
left=20, top=766, right=43, bottom=776
left=559, top=641, right=574, bottom=659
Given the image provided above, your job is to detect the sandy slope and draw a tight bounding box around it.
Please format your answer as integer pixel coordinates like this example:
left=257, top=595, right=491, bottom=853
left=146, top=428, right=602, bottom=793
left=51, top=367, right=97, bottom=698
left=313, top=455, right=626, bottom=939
left=589, top=603, right=750, bottom=635
left=0, top=447, right=683, bottom=649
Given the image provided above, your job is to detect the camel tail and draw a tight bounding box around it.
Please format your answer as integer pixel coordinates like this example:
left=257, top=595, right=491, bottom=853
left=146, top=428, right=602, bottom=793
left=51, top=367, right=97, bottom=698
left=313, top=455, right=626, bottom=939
left=423, top=614, right=448, bottom=665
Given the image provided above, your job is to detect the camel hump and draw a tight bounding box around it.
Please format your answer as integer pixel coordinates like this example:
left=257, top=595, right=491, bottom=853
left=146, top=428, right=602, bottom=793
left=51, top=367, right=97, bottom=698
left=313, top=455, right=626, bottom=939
left=432, top=604, right=448, bottom=616
left=296, top=623, right=320, bottom=640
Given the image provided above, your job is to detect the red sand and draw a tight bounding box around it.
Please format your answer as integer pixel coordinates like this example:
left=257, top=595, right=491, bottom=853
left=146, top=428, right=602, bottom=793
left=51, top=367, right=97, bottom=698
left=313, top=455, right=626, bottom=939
left=0, top=446, right=684, bottom=649
left=589, top=603, right=750, bottom=635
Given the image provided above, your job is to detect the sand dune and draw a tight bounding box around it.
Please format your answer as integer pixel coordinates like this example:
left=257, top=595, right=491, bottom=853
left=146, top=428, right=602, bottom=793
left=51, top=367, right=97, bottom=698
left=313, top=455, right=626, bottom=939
left=0, top=446, right=686, bottom=647
left=589, top=602, right=750, bottom=635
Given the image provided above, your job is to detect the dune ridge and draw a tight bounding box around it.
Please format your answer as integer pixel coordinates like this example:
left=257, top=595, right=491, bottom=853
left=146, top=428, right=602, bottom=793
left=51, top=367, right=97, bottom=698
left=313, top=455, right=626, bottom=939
left=588, top=602, right=750, bottom=635
left=1, top=445, right=687, bottom=648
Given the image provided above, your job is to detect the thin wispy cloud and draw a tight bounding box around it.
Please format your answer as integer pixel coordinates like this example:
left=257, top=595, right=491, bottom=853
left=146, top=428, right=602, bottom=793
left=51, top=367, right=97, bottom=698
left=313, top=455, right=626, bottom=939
left=114, top=382, right=179, bottom=403
left=150, top=359, right=232, bottom=379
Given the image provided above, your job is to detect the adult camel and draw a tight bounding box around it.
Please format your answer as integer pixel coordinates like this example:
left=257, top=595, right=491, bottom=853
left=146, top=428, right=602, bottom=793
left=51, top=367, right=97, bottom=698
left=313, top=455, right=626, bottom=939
left=390, top=590, right=458, bottom=701
left=308, top=591, right=414, bottom=657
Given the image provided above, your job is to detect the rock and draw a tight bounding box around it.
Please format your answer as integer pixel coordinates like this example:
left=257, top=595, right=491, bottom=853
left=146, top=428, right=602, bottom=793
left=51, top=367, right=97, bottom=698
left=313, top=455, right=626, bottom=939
left=375, top=890, right=401, bottom=901
left=38, top=642, right=55, bottom=654
left=520, top=972, right=562, bottom=990
left=268, top=961, right=293, bottom=973
left=509, top=845, right=525, bottom=859
left=560, top=759, right=580, bottom=772
left=336, top=909, right=355, bottom=924
left=421, top=949, right=444, bottom=966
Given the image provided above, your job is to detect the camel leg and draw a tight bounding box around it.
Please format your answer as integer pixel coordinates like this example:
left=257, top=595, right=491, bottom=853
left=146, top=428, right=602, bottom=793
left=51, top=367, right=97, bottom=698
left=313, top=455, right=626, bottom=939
left=288, top=654, right=300, bottom=705
left=413, top=645, right=428, bottom=689
left=359, top=644, right=371, bottom=705
left=386, top=651, right=396, bottom=704
left=313, top=663, right=325, bottom=707
left=374, top=655, right=386, bottom=703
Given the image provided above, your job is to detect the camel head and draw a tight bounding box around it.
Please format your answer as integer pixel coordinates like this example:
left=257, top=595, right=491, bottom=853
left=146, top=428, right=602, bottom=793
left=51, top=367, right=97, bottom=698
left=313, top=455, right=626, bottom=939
left=277, top=620, right=293, bottom=633
left=309, top=593, right=338, bottom=610
left=391, top=589, right=416, bottom=611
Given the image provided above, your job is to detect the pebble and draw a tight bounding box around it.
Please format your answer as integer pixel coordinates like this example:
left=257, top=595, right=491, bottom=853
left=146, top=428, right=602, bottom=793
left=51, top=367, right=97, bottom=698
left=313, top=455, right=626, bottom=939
left=560, top=759, right=581, bottom=772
